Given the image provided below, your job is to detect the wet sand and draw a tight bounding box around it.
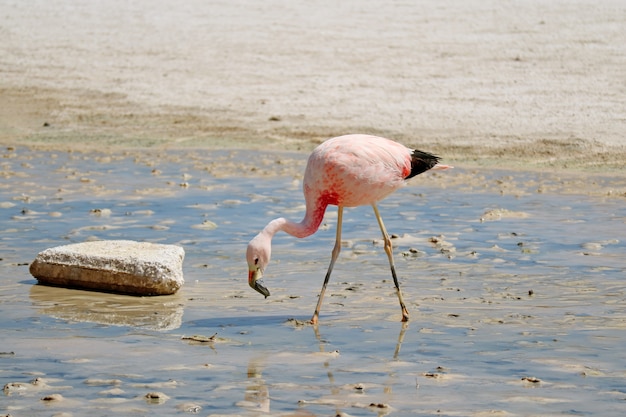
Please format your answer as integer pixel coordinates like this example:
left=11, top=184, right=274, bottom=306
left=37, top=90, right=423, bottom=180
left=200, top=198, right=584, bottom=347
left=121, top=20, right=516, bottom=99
left=1, top=0, right=626, bottom=415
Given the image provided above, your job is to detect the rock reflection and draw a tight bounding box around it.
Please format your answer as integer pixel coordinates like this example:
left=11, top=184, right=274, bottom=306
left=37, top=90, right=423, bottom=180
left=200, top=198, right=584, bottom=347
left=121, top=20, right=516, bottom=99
left=29, top=284, right=183, bottom=330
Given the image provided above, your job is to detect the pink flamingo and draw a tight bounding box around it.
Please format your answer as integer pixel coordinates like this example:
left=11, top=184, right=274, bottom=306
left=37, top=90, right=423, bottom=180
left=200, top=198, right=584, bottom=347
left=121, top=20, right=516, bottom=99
left=246, top=134, right=451, bottom=324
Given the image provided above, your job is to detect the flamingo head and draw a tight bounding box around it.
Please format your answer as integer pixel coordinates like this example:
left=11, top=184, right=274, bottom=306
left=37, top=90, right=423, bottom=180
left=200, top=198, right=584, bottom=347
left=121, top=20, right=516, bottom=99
left=246, top=234, right=271, bottom=298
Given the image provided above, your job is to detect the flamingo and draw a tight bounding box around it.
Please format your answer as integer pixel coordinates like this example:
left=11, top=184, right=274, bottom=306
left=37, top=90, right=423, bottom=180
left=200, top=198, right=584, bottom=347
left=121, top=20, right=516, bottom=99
left=246, top=134, right=451, bottom=324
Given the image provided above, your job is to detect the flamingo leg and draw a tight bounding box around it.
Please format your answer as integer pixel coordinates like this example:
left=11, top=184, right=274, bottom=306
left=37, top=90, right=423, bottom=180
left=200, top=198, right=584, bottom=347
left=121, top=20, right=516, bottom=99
left=311, top=205, right=344, bottom=325
left=372, top=203, right=410, bottom=322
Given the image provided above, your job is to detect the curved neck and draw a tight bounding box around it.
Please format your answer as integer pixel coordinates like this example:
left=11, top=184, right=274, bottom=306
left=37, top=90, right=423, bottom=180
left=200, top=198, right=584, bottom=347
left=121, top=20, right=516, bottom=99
left=263, top=201, right=328, bottom=239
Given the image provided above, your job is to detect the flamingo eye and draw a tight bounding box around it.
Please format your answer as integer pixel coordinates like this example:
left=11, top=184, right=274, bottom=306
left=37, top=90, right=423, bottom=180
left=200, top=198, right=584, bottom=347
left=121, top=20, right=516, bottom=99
left=254, top=258, right=259, bottom=266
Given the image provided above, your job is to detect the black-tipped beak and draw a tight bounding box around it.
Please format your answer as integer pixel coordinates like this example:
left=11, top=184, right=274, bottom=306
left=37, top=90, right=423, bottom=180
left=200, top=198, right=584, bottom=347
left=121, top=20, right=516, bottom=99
left=253, top=279, right=270, bottom=298
left=248, top=269, right=270, bottom=298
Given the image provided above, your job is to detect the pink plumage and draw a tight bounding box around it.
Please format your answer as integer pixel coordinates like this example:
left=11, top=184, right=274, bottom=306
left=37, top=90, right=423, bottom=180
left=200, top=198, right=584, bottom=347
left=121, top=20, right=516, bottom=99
left=247, top=134, right=450, bottom=324
left=304, top=134, right=440, bottom=208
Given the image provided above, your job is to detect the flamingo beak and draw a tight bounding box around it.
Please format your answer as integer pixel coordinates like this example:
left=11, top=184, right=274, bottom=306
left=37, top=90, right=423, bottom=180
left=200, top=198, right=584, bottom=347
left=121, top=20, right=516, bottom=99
left=248, top=269, right=270, bottom=298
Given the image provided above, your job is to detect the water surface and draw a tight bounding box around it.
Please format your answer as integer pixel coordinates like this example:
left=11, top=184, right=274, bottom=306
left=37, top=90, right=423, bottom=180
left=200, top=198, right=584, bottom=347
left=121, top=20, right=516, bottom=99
left=1, top=148, right=625, bottom=416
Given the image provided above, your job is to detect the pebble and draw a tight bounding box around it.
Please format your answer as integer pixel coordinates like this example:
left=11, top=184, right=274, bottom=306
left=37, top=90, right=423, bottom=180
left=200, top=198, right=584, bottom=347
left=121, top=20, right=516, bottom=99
left=144, top=391, right=169, bottom=404
left=41, top=393, right=64, bottom=402
left=30, top=240, right=185, bottom=295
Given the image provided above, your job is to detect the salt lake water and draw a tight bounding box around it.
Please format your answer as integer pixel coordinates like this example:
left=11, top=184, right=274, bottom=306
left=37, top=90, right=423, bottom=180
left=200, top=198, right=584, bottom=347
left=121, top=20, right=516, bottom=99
left=1, top=148, right=625, bottom=416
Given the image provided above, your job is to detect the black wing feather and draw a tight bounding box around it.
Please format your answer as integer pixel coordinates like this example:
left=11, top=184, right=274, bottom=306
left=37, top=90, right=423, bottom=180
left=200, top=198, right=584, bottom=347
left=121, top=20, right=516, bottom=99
left=406, top=150, right=440, bottom=179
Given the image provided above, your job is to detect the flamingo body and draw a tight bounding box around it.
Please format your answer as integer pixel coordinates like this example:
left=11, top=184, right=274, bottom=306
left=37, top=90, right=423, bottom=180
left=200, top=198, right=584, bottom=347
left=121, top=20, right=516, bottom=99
left=304, top=135, right=412, bottom=208
left=246, top=134, right=449, bottom=323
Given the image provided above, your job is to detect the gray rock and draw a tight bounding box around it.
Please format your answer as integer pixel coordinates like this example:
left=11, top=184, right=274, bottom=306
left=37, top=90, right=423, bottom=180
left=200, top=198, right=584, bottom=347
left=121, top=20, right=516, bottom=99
left=30, top=240, right=184, bottom=295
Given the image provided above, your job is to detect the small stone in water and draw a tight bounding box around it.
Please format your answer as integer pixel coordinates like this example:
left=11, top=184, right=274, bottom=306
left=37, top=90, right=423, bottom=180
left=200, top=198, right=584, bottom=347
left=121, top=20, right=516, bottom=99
left=41, top=393, right=63, bottom=402
left=145, top=391, right=169, bottom=403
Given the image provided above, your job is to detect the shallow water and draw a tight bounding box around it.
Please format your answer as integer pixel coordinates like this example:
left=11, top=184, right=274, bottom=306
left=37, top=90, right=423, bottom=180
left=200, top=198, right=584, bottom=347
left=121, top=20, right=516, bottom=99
left=1, top=148, right=625, bottom=416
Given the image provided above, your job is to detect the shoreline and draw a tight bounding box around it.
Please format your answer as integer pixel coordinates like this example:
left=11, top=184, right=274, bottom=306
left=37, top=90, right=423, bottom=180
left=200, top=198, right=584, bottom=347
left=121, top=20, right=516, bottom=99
left=2, top=85, right=625, bottom=175
left=3, top=133, right=625, bottom=203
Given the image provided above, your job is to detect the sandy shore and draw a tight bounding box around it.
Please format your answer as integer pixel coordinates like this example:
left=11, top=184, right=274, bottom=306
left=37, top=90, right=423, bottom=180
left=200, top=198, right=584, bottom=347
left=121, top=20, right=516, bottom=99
left=1, top=0, right=625, bottom=174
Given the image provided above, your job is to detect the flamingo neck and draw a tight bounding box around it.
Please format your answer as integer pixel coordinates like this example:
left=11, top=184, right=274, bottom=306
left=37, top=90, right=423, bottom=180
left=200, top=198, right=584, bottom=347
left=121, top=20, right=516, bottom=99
left=263, top=201, right=328, bottom=239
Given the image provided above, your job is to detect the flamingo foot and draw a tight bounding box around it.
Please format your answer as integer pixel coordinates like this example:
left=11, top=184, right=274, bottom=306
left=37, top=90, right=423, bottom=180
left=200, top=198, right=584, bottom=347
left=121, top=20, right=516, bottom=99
left=401, top=308, right=410, bottom=322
